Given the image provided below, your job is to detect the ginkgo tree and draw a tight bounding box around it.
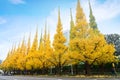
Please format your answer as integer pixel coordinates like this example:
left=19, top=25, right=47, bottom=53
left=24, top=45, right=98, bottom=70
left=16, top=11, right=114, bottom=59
left=1, top=0, right=116, bottom=75
left=49, top=8, right=69, bottom=75
left=26, top=28, right=39, bottom=72
left=69, top=0, right=116, bottom=75
left=16, top=38, right=27, bottom=72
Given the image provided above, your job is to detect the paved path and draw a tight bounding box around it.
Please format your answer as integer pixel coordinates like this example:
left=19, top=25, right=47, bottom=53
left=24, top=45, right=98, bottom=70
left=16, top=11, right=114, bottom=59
left=0, top=75, right=120, bottom=80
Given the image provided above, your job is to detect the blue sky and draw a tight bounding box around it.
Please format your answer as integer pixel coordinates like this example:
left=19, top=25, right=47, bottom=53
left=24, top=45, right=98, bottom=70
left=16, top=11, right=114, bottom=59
left=0, top=0, right=120, bottom=60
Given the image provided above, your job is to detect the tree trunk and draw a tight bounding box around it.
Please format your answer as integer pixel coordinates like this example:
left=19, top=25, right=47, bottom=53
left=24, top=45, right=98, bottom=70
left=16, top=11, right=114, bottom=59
left=99, top=63, right=104, bottom=74
left=73, top=64, right=78, bottom=75
left=71, top=64, right=74, bottom=75
left=85, top=61, right=91, bottom=75
left=58, top=66, right=62, bottom=75
left=112, top=63, right=117, bottom=76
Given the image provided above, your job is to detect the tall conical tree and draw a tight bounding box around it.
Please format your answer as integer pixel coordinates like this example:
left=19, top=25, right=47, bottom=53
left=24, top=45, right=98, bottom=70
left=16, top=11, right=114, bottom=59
left=45, top=29, right=53, bottom=70
left=69, top=9, right=75, bottom=75
left=46, top=29, right=53, bottom=58
left=26, top=33, right=31, bottom=55
left=52, top=8, right=68, bottom=74
left=47, top=30, right=52, bottom=54
left=43, top=21, right=47, bottom=43
left=70, top=8, right=75, bottom=40
left=17, top=37, right=26, bottom=70
left=31, top=27, right=38, bottom=51
left=53, top=8, right=66, bottom=51
left=70, top=0, right=89, bottom=54
left=37, top=31, right=44, bottom=70
left=43, top=22, right=47, bottom=50
left=70, top=0, right=91, bottom=74
left=36, top=23, right=50, bottom=74
left=26, top=27, right=38, bottom=70
left=20, top=37, right=26, bottom=54
left=76, top=0, right=87, bottom=25
left=75, top=0, right=89, bottom=38
left=89, top=0, right=98, bottom=30
left=41, top=22, right=48, bottom=73
left=38, top=31, right=43, bottom=50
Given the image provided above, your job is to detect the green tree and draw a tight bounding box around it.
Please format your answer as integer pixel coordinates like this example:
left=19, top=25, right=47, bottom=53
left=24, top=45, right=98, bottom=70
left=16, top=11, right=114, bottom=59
left=105, top=34, right=120, bottom=56
left=70, top=8, right=75, bottom=40
left=89, top=0, right=98, bottom=30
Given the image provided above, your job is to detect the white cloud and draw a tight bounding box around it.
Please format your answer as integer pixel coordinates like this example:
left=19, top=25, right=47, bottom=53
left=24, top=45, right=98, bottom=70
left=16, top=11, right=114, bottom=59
left=88, top=0, right=120, bottom=22
left=46, top=0, right=120, bottom=35
left=9, top=0, right=25, bottom=4
left=0, top=17, right=7, bottom=24
left=87, top=0, right=120, bottom=34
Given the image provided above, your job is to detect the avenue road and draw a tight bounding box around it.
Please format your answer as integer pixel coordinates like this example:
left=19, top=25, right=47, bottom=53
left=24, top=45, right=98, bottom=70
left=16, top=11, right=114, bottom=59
left=0, top=75, right=120, bottom=80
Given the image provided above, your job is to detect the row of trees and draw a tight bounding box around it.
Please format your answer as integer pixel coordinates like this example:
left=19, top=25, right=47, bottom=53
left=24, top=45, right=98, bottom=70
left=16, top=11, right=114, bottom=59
left=1, top=0, right=117, bottom=75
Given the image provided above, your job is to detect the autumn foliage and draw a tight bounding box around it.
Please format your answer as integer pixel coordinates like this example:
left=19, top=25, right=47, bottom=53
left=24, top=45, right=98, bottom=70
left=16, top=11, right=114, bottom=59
left=1, top=0, right=116, bottom=75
